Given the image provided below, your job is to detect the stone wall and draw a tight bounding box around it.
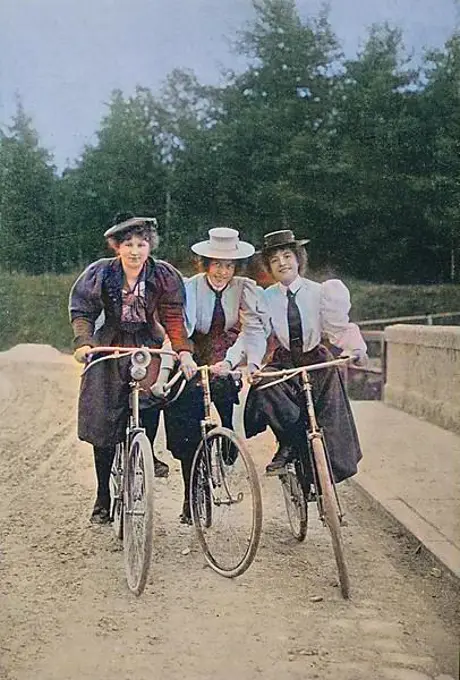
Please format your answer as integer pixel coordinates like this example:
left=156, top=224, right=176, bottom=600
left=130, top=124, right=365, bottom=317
left=384, top=324, right=460, bottom=434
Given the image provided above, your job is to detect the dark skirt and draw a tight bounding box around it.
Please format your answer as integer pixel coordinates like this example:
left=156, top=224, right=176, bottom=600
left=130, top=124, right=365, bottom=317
left=77, top=326, right=162, bottom=448
left=244, top=345, right=362, bottom=483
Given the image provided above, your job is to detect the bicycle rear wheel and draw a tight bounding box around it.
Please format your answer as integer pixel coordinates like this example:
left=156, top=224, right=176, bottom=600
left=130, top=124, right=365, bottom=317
left=311, top=436, right=350, bottom=599
left=279, top=463, right=307, bottom=542
left=123, top=432, right=154, bottom=595
left=190, top=427, right=262, bottom=578
left=109, top=443, right=124, bottom=540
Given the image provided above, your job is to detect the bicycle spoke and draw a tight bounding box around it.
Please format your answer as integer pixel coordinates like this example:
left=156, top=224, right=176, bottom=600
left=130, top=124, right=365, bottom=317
left=190, top=427, right=262, bottom=578
left=123, top=433, right=154, bottom=595
left=280, top=465, right=308, bottom=542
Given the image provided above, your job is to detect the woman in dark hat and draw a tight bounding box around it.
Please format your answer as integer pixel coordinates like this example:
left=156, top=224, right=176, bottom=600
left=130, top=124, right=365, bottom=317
left=143, top=227, right=266, bottom=524
left=244, top=229, right=367, bottom=484
left=69, top=213, right=196, bottom=523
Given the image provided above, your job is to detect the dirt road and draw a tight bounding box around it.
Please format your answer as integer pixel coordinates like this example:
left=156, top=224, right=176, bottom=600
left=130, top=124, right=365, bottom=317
left=0, top=345, right=458, bottom=680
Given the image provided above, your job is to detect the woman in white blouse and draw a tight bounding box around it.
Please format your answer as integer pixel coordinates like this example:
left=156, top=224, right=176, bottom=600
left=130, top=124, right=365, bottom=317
left=184, top=227, right=266, bottom=428
left=244, top=229, right=367, bottom=483
left=148, top=227, right=265, bottom=523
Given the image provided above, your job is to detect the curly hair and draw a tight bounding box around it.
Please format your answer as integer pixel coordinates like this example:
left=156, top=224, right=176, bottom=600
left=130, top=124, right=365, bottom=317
left=196, top=256, right=247, bottom=275
left=262, top=244, right=308, bottom=276
left=105, top=212, right=160, bottom=252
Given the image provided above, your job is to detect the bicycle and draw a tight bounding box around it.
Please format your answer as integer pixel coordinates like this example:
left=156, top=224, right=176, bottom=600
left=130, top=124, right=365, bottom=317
left=251, top=356, right=355, bottom=599
left=82, top=345, right=180, bottom=596
left=172, top=364, right=263, bottom=578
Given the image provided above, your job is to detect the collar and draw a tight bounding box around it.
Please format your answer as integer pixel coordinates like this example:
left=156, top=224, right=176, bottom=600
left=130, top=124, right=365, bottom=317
left=205, top=275, right=230, bottom=296
left=280, top=275, right=303, bottom=296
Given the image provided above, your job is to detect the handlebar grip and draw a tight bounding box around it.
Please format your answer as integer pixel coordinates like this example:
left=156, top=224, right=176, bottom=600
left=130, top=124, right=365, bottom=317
left=163, top=370, right=185, bottom=394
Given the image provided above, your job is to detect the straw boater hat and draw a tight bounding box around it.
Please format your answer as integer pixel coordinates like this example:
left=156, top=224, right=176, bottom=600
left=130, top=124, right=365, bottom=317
left=191, top=228, right=255, bottom=260
left=261, top=229, right=310, bottom=253
left=104, top=216, right=158, bottom=238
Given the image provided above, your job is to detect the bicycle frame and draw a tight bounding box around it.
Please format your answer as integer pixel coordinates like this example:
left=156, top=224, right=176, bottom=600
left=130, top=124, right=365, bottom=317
left=177, top=365, right=243, bottom=506
left=199, top=365, right=216, bottom=438
left=254, top=356, right=353, bottom=523
left=197, top=366, right=234, bottom=501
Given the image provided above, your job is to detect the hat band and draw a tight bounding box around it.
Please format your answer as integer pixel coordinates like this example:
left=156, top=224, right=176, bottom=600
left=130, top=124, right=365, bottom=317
left=209, top=238, right=239, bottom=251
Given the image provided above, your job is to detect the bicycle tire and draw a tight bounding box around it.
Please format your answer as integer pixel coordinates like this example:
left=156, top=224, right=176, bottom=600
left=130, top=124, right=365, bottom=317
left=123, top=432, right=154, bottom=596
left=109, top=443, right=124, bottom=540
left=191, top=447, right=212, bottom=529
left=279, top=464, right=308, bottom=542
left=311, top=436, right=350, bottom=599
left=190, top=427, right=262, bottom=578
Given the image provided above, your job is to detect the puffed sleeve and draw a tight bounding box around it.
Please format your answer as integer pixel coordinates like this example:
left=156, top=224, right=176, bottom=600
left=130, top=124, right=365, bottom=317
left=183, top=276, right=197, bottom=338
left=320, top=279, right=367, bottom=358
left=154, top=262, right=193, bottom=354
left=68, top=259, right=106, bottom=350
left=225, top=279, right=269, bottom=369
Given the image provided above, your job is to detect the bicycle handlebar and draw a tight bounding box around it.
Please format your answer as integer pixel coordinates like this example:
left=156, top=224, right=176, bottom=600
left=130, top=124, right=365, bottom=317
left=82, top=347, right=241, bottom=396
left=250, top=355, right=356, bottom=390
left=162, top=364, right=242, bottom=391
left=81, top=346, right=179, bottom=376
left=83, top=346, right=178, bottom=358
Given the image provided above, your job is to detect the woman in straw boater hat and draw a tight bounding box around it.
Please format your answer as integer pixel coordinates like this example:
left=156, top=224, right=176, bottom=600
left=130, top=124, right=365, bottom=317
left=69, top=213, right=197, bottom=524
left=143, top=227, right=265, bottom=524
left=243, top=229, right=367, bottom=484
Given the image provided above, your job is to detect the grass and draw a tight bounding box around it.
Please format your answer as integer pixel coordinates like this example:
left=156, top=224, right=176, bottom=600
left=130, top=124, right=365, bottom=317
left=0, top=269, right=459, bottom=352
left=345, top=279, right=460, bottom=324
left=0, top=271, right=77, bottom=352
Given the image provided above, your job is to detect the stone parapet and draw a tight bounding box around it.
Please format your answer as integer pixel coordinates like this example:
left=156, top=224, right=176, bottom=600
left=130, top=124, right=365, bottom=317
left=384, top=324, right=460, bottom=434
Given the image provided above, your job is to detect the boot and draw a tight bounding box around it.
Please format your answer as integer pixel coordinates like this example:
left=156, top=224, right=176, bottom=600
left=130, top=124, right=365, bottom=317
left=91, top=446, right=115, bottom=524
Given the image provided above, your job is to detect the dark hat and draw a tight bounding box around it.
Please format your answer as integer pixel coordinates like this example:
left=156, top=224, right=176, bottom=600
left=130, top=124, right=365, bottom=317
left=261, top=229, right=310, bottom=252
left=104, top=216, right=158, bottom=239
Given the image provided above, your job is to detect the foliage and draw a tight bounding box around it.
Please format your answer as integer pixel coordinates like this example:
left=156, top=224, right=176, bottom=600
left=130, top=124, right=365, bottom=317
left=2, top=1, right=460, bottom=283
left=0, top=100, right=57, bottom=273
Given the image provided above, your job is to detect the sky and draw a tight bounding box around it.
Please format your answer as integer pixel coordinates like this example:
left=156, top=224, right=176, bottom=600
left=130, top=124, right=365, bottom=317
left=1, top=0, right=457, bottom=170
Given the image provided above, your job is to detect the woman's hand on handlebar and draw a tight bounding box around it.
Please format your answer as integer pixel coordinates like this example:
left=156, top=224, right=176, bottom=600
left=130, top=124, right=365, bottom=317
left=150, top=367, right=171, bottom=399
left=247, top=363, right=262, bottom=385
left=179, top=351, right=198, bottom=381
left=73, top=345, right=92, bottom=364
left=338, top=350, right=368, bottom=368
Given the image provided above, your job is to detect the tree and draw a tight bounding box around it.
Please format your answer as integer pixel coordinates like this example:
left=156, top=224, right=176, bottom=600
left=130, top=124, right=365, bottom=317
left=183, top=0, right=346, bottom=249
left=61, top=89, right=168, bottom=266
left=421, top=33, right=460, bottom=282
left=328, top=25, right=432, bottom=282
left=0, top=98, right=57, bottom=273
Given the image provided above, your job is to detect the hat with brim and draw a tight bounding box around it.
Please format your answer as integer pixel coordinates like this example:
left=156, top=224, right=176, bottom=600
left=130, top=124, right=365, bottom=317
left=104, top=216, right=158, bottom=239
left=260, top=229, right=310, bottom=253
left=191, top=227, right=255, bottom=260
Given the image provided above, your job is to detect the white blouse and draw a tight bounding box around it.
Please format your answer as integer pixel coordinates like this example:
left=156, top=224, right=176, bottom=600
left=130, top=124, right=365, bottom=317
left=256, top=276, right=367, bottom=364
left=185, top=273, right=267, bottom=368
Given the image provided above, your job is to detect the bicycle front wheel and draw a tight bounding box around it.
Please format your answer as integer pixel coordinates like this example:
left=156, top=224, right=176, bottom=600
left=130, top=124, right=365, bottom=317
left=279, top=463, right=308, bottom=542
left=190, top=427, right=262, bottom=578
left=123, top=432, right=154, bottom=596
left=109, top=443, right=124, bottom=540
left=311, top=436, right=350, bottom=599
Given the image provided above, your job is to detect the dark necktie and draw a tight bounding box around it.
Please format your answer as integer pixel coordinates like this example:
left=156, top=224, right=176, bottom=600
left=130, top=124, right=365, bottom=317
left=287, top=289, right=303, bottom=359
left=210, top=289, right=226, bottom=334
